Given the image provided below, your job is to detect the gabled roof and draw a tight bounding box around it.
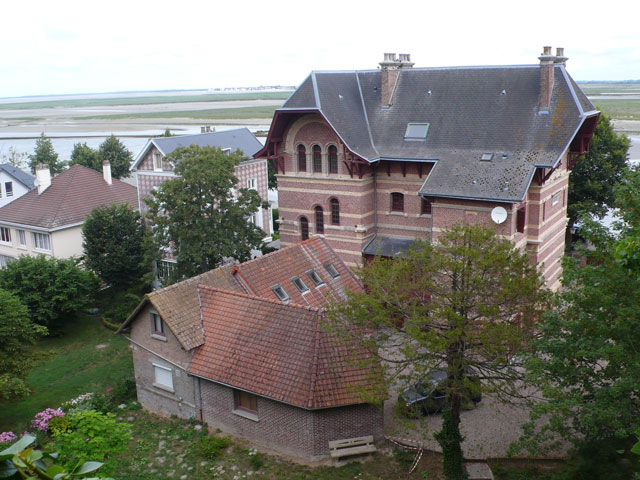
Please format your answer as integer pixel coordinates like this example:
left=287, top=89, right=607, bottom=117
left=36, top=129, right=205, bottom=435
left=132, top=128, right=263, bottom=170
left=0, top=164, right=138, bottom=230
left=232, top=237, right=362, bottom=307
left=0, top=164, right=35, bottom=189
left=190, top=287, right=381, bottom=409
left=260, top=64, right=598, bottom=203
left=119, top=264, right=243, bottom=350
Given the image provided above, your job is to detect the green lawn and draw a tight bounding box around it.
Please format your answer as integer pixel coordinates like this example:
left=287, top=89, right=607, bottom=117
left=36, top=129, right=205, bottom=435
left=0, top=91, right=292, bottom=111
left=0, top=313, right=132, bottom=433
left=74, top=105, right=278, bottom=121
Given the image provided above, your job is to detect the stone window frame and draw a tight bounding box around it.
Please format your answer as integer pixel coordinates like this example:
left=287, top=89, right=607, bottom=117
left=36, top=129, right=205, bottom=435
left=312, top=144, right=322, bottom=173
left=327, top=145, right=339, bottom=174
left=300, top=216, right=309, bottom=241
left=297, top=144, right=307, bottom=172
left=391, top=192, right=405, bottom=212
left=330, top=198, right=340, bottom=225
left=314, top=205, right=324, bottom=234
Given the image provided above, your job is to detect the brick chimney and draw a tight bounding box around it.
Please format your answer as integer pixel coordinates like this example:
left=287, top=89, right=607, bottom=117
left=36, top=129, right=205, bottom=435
left=35, top=164, right=51, bottom=194
left=102, top=160, right=112, bottom=185
left=379, top=53, right=413, bottom=107
left=538, top=46, right=556, bottom=112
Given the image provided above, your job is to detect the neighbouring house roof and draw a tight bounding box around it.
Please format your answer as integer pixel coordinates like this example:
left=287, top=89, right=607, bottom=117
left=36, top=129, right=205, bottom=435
left=0, top=164, right=35, bottom=189
left=259, top=64, right=598, bottom=203
left=0, top=164, right=138, bottom=230
left=232, top=237, right=362, bottom=307
left=362, top=235, right=416, bottom=257
left=190, top=287, right=381, bottom=409
left=119, top=263, right=243, bottom=350
left=132, top=128, right=264, bottom=170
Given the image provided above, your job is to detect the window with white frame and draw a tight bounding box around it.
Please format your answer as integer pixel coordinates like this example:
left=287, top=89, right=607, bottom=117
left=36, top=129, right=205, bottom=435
left=247, top=178, right=256, bottom=190
left=32, top=232, right=51, bottom=251
left=156, top=260, right=175, bottom=282
left=0, top=255, right=15, bottom=269
left=0, top=227, right=10, bottom=244
left=153, top=152, right=163, bottom=171
left=150, top=312, right=165, bottom=338
left=5, top=182, right=13, bottom=197
left=552, top=193, right=559, bottom=206
left=17, top=230, right=26, bottom=247
left=153, top=363, right=174, bottom=391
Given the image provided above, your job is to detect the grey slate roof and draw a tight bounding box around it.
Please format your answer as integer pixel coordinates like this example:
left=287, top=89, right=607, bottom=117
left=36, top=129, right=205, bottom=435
left=362, top=235, right=416, bottom=257
left=276, top=64, right=597, bottom=203
left=133, top=128, right=263, bottom=169
left=0, top=164, right=35, bottom=189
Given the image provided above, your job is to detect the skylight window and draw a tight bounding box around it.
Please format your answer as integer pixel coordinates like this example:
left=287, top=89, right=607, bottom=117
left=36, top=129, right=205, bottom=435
left=404, top=123, right=429, bottom=141
left=291, top=276, right=310, bottom=294
left=481, top=153, right=493, bottom=161
left=324, top=262, right=340, bottom=279
left=271, top=284, right=290, bottom=301
left=306, top=269, right=324, bottom=287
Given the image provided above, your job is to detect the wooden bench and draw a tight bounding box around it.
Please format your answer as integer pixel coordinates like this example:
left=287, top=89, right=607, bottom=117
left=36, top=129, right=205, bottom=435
left=328, top=435, right=377, bottom=459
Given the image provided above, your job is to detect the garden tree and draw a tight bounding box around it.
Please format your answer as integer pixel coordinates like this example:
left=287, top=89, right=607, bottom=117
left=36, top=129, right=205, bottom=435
left=0, top=147, right=28, bottom=170
left=82, top=204, right=152, bottom=291
left=69, top=142, right=100, bottom=171
left=162, top=128, right=175, bottom=137
left=146, top=145, right=265, bottom=282
left=267, top=162, right=277, bottom=189
left=568, top=112, right=630, bottom=231
left=97, top=135, right=132, bottom=179
left=0, top=289, right=47, bottom=401
left=518, top=167, right=640, bottom=460
left=28, top=133, right=64, bottom=175
left=0, top=256, right=99, bottom=335
left=329, top=225, right=549, bottom=480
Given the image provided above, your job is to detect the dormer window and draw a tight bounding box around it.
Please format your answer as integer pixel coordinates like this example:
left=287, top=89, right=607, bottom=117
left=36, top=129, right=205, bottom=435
left=404, top=123, right=429, bottom=141
left=324, top=262, right=340, bottom=279
left=291, top=276, right=309, bottom=293
left=271, top=284, right=290, bottom=301
left=153, top=152, right=163, bottom=171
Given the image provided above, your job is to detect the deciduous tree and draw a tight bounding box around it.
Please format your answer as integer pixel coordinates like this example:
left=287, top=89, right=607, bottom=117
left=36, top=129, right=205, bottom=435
left=69, top=142, right=100, bottom=172
left=0, top=256, right=98, bottom=335
left=28, top=133, right=64, bottom=175
left=330, top=225, right=549, bottom=480
left=146, top=145, right=265, bottom=282
left=568, top=112, right=630, bottom=231
left=82, top=204, right=152, bottom=291
left=0, top=289, right=46, bottom=401
left=97, top=135, right=132, bottom=179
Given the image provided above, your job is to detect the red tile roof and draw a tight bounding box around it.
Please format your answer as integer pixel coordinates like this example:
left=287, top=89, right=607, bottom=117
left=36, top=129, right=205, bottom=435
left=119, top=264, right=243, bottom=350
left=0, top=164, right=138, bottom=229
left=190, top=287, right=381, bottom=408
left=232, top=237, right=363, bottom=307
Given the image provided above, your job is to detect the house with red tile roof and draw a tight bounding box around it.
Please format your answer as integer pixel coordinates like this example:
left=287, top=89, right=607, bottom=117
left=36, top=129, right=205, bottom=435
left=0, top=163, right=138, bottom=266
left=119, top=238, right=383, bottom=459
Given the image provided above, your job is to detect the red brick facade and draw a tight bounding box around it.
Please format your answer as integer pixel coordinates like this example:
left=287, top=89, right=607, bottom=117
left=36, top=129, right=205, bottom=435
left=272, top=114, right=571, bottom=290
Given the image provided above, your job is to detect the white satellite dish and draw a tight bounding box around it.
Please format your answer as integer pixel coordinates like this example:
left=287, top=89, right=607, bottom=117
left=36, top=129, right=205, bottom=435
left=491, top=206, right=508, bottom=224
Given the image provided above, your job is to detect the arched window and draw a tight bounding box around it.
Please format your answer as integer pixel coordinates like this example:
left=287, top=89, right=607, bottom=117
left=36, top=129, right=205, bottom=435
left=300, top=217, right=309, bottom=240
left=297, top=145, right=306, bottom=172
left=330, top=198, right=340, bottom=225
left=315, top=206, right=324, bottom=234
left=391, top=192, right=404, bottom=212
left=328, top=145, right=338, bottom=173
left=313, top=145, right=322, bottom=173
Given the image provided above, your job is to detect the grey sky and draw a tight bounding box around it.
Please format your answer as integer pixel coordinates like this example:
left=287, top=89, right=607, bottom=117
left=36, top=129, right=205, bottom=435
left=2, top=0, right=638, bottom=98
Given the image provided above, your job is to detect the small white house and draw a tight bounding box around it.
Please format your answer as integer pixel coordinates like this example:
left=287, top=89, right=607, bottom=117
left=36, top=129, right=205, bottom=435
left=0, top=164, right=35, bottom=208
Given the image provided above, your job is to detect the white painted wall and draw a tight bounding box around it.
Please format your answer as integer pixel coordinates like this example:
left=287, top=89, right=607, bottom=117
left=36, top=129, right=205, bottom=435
left=0, top=171, right=32, bottom=208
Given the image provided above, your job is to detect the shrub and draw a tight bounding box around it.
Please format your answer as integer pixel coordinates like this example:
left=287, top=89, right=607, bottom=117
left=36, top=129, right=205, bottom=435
left=48, top=415, right=72, bottom=435
left=193, top=434, right=230, bottom=460
left=103, top=292, right=142, bottom=327
left=61, top=392, right=95, bottom=414
left=0, top=431, right=16, bottom=445
left=31, top=408, right=64, bottom=432
left=90, top=376, right=137, bottom=412
left=52, top=410, right=131, bottom=474
left=248, top=449, right=264, bottom=470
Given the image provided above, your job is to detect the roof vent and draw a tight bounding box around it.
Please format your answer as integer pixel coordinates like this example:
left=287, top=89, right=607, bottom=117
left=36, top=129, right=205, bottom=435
left=338, top=94, right=344, bottom=100
left=501, top=89, right=507, bottom=95
left=501, top=154, right=508, bottom=160
left=481, top=153, right=493, bottom=161
left=427, top=90, right=432, bottom=96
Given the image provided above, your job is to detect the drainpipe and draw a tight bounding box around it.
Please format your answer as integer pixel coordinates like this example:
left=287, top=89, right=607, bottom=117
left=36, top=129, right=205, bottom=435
left=373, top=163, right=379, bottom=235
left=196, top=377, right=203, bottom=422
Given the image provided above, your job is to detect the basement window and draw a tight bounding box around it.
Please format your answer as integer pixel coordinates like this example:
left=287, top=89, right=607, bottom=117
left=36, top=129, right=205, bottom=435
left=271, top=284, right=290, bottom=302
left=481, top=153, right=493, bottom=161
left=404, top=123, right=429, bottom=141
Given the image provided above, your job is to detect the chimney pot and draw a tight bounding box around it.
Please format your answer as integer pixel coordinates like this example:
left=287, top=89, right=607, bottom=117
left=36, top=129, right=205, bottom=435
left=543, top=46, right=552, bottom=55
left=556, top=47, right=564, bottom=57
left=102, top=160, right=112, bottom=185
left=35, top=164, right=51, bottom=194
left=383, top=52, right=397, bottom=62
left=201, top=126, right=206, bottom=133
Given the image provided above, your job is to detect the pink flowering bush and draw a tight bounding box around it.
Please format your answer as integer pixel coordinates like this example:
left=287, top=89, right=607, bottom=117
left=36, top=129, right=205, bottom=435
left=31, top=408, right=65, bottom=432
left=0, top=431, right=17, bottom=444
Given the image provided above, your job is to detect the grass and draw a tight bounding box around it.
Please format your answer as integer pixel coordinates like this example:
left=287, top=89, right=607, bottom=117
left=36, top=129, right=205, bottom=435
left=0, top=313, right=132, bottom=433
left=107, top=409, right=443, bottom=480
left=74, top=105, right=279, bottom=121
left=593, top=99, right=640, bottom=121
left=577, top=82, right=640, bottom=96
left=0, top=91, right=292, bottom=111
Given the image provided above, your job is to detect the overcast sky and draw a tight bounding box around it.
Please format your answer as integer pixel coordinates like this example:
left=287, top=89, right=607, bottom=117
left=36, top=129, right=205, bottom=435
left=1, top=0, right=638, bottom=98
